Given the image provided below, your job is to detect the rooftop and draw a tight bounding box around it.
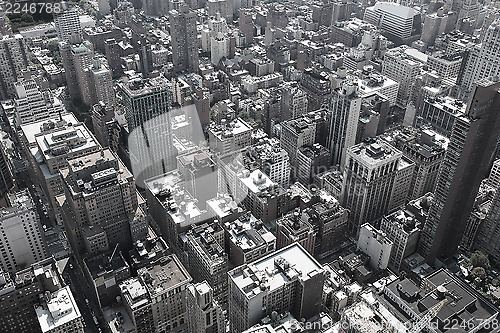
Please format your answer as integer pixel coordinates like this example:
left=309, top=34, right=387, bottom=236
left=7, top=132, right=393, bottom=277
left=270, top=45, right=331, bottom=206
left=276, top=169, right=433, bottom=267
left=145, top=171, right=207, bottom=226
left=348, top=138, right=402, bottom=167
left=228, top=244, right=323, bottom=298
left=35, top=286, right=81, bottom=332
left=369, top=2, right=415, bottom=19
left=384, top=269, right=499, bottom=331
left=0, top=189, right=34, bottom=217
left=35, top=121, right=98, bottom=163
left=342, top=301, right=388, bottom=333
left=226, top=213, right=275, bottom=252
left=206, top=194, right=241, bottom=220
left=139, top=255, right=191, bottom=297
left=20, top=113, right=79, bottom=147
left=208, top=117, right=252, bottom=139
left=119, top=75, right=170, bottom=97
left=425, top=96, right=466, bottom=115
left=238, top=169, right=277, bottom=194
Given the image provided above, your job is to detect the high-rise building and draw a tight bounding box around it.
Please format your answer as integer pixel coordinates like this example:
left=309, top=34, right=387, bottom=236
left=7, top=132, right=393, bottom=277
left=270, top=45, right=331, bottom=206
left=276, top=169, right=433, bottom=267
left=104, top=38, right=123, bottom=78
left=119, top=76, right=176, bottom=186
left=59, top=149, right=140, bottom=255
left=224, top=213, right=276, bottom=266
left=18, top=114, right=100, bottom=222
left=120, top=255, right=192, bottom=333
left=53, top=2, right=82, bottom=44
left=34, top=286, right=85, bottom=333
left=341, top=138, right=402, bottom=234
left=327, top=81, right=361, bottom=170
left=228, top=244, right=325, bottom=333
left=459, top=19, right=500, bottom=95
left=417, top=96, right=466, bottom=137
left=91, top=101, right=114, bottom=148
left=296, top=143, right=330, bottom=185
left=0, top=143, right=14, bottom=204
left=388, top=156, right=415, bottom=211
left=207, top=0, right=234, bottom=21
left=208, top=118, right=252, bottom=155
left=357, top=223, right=393, bottom=270
left=0, top=190, right=47, bottom=272
left=138, top=36, right=154, bottom=76
left=177, top=150, right=217, bottom=208
left=13, top=73, right=65, bottom=126
left=276, top=209, right=316, bottom=255
left=0, top=34, right=29, bottom=100
left=145, top=171, right=210, bottom=249
left=182, top=222, right=228, bottom=303
left=187, top=282, right=225, bottom=333
left=280, top=116, right=316, bottom=170
left=210, top=33, right=229, bottom=65
left=281, top=82, right=308, bottom=121
left=201, top=13, right=228, bottom=53
left=383, top=128, right=447, bottom=201
left=245, top=138, right=290, bottom=188
left=0, top=257, right=64, bottom=333
left=419, top=78, right=500, bottom=262
left=300, top=68, right=331, bottom=111
left=380, top=209, right=421, bottom=271
left=170, top=6, right=199, bottom=73
left=307, top=196, right=349, bottom=257
left=363, top=2, right=419, bottom=40
left=85, top=57, right=115, bottom=110
left=382, top=46, right=422, bottom=107
left=59, top=40, right=94, bottom=102
left=239, top=9, right=253, bottom=44
left=488, top=158, right=500, bottom=187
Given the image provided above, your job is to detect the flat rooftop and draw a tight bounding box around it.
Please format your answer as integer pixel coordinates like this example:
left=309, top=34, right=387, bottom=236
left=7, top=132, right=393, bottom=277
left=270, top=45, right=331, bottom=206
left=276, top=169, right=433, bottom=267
left=20, top=113, right=79, bottom=147
left=239, top=169, right=276, bottom=194
left=140, top=255, right=191, bottom=297
left=35, top=286, right=81, bottom=332
left=119, top=76, right=170, bottom=97
left=229, top=244, right=323, bottom=298
left=384, top=269, right=499, bottom=331
left=348, top=139, right=402, bottom=167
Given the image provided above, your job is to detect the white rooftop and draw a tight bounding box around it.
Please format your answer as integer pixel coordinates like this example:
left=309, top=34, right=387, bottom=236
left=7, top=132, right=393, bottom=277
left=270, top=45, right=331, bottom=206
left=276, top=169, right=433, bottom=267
left=371, top=2, right=415, bottom=19
left=239, top=169, right=276, bottom=194
left=20, top=113, right=79, bottom=147
left=35, top=286, right=82, bottom=333
left=230, top=244, right=323, bottom=298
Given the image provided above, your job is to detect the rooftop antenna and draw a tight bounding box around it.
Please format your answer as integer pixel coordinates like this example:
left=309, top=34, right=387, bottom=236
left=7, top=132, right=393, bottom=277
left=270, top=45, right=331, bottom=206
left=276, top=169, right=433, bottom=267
left=110, top=243, right=119, bottom=262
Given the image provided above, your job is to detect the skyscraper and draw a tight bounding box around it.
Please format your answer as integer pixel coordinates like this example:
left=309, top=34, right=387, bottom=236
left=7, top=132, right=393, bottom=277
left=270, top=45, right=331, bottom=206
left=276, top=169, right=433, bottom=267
left=59, top=40, right=94, bottom=101
left=104, top=38, right=123, bottom=78
left=419, top=78, right=500, bottom=262
left=170, top=6, right=199, bottom=73
left=120, top=255, right=192, bottom=333
left=0, top=35, right=29, bottom=100
left=341, top=138, right=402, bottom=234
left=119, top=76, right=176, bottom=186
left=53, top=2, right=82, bottom=44
left=327, top=81, right=361, bottom=169
left=363, top=2, right=418, bottom=41
left=59, top=149, right=140, bottom=255
left=0, top=190, right=47, bottom=272
left=86, top=57, right=115, bottom=109
left=14, top=72, right=64, bottom=126
left=0, top=143, right=14, bottom=204
left=0, top=257, right=65, bottom=333
left=459, top=19, right=500, bottom=95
